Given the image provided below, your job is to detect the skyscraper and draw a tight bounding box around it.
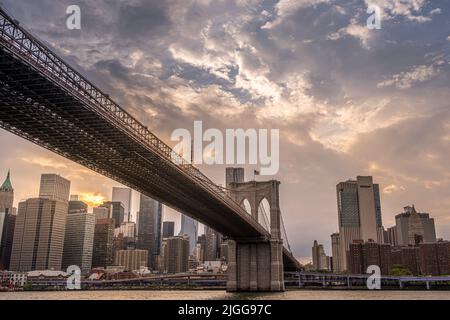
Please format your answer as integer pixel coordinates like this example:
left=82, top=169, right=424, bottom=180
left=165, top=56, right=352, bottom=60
left=312, top=240, right=328, bottom=271
left=92, top=218, right=115, bottom=268
left=204, top=225, right=219, bottom=261
left=331, top=233, right=343, bottom=273
left=93, top=206, right=111, bottom=221
left=102, top=201, right=125, bottom=228
left=137, top=194, right=163, bottom=269
left=39, top=174, right=71, bottom=202
left=112, top=187, right=132, bottom=222
left=68, top=195, right=88, bottom=214
left=196, top=234, right=206, bottom=263
left=384, top=226, right=398, bottom=246
left=395, top=205, right=436, bottom=246
left=10, top=174, right=70, bottom=272
left=162, top=221, right=175, bottom=239
left=336, top=176, right=384, bottom=271
left=115, top=249, right=148, bottom=271
left=0, top=171, right=13, bottom=213
left=114, top=221, right=137, bottom=252
left=62, top=207, right=95, bottom=274
left=164, top=236, right=190, bottom=274
left=0, top=213, right=15, bottom=270
left=179, top=214, right=198, bottom=254
left=0, top=171, right=15, bottom=270
left=119, top=221, right=136, bottom=239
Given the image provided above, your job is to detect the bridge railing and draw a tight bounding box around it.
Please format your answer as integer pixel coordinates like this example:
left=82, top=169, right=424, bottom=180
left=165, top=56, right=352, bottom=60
left=0, top=7, right=273, bottom=237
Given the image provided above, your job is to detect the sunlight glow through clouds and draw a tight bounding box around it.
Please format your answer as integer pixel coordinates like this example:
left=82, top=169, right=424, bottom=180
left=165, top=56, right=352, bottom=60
left=21, top=157, right=68, bottom=169
left=80, top=193, right=106, bottom=208
left=383, top=184, right=406, bottom=194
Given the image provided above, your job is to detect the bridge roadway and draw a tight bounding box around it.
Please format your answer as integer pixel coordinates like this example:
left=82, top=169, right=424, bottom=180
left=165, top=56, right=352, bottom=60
left=0, top=8, right=300, bottom=270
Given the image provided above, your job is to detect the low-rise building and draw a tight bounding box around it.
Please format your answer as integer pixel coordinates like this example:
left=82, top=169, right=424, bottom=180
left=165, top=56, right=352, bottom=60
left=26, top=270, right=69, bottom=287
left=418, top=241, right=450, bottom=276
left=391, top=246, right=420, bottom=275
left=348, top=240, right=392, bottom=275
left=0, top=271, right=27, bottom=287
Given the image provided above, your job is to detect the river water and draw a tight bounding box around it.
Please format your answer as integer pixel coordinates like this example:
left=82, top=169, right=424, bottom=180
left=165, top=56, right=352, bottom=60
left=1, top=290, right=450, bottom=300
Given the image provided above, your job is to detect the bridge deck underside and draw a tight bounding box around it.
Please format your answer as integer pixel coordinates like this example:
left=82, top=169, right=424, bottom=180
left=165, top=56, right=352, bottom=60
left=0, top=48, right=265, bottom=239
left=0, top=44, right=300, bottom=270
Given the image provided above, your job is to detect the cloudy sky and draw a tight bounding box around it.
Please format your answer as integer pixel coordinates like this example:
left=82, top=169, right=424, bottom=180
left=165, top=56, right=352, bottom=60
left=1, top=0, right=449, bottom=262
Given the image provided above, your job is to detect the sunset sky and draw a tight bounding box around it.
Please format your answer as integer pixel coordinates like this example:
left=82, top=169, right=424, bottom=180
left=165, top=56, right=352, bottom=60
left=1, top=0, right=450, bottom=262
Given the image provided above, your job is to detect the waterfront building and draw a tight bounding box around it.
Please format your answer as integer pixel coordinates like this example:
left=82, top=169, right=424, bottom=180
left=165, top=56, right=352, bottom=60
left=391, top=246, right=420, bottom=275
left=348, top=240, right=392, bottom=275
left=0, top=270, right=27, bottom=287
left=418, top=241, right=450, bottom=276
left=336, top=176, right=384, bottom=271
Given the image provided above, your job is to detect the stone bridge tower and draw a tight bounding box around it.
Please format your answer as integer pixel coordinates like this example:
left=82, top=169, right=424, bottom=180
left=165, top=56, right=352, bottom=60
left=226, top=176, right=284, bottom=292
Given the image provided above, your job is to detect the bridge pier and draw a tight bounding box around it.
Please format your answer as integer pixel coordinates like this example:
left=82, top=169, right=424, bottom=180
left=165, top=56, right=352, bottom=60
left=226, top=179, right=285, bottom=292
left=227, top=238, right=284, bottom=292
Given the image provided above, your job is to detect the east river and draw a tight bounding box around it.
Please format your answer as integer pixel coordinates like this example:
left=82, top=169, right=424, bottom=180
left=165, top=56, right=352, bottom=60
left=1, top=290, right=450, bottom=300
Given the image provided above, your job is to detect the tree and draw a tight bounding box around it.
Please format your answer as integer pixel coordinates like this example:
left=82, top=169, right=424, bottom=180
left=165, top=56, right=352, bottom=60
left=391, top=265, right=413, bottom=276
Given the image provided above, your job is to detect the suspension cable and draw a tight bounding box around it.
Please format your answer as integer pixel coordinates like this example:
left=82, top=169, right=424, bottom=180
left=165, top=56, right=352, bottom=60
left=258, top=201, right=270, bottom=231
left=280, top=212, right=292, bottom=252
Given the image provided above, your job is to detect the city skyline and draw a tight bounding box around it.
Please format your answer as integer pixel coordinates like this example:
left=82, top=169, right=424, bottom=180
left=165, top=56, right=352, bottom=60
left=1, top=168, right=448, bottom=265
left=1, top=0, right=450, bottom=264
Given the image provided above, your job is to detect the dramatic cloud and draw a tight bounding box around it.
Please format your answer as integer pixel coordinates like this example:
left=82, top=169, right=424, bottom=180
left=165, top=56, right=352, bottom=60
left=21, top=157, right=68, bottom=169
left=378, top=64, right=438, bottom=89
left=364, top=0, right=431, bottom=22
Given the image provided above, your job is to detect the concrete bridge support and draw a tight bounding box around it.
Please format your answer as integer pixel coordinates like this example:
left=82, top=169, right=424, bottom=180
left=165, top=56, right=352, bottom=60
left=226, top=180, right=285, bottom=292
left=227, top=238, right=284, bottom=292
